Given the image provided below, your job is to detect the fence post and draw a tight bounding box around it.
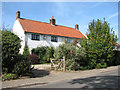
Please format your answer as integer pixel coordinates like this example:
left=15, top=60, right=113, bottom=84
left=63, top=56, right=66, bottom=72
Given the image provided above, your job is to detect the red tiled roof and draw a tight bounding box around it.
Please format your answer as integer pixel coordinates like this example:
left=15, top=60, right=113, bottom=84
left=18, top=18, right=85, bottom=39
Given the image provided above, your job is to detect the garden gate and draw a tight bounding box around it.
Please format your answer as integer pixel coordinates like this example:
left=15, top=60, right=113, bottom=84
left=50, top=57, right=66, bottom=71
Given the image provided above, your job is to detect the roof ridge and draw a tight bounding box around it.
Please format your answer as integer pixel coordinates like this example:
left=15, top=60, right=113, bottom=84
left=18, top=18, right=85, bottom=38
left=20, top=18, right=50, bottom=24
left=19, top=18, right=76, bottom=30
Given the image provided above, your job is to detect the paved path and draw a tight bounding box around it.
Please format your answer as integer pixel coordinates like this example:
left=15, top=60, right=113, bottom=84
left=2, top=65, right=119, bottom=89
left=31, top=64, right=51, bottom=70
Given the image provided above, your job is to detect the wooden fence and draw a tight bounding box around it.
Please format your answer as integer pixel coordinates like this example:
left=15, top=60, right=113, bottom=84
left=50, top=57, right=66, bottom=71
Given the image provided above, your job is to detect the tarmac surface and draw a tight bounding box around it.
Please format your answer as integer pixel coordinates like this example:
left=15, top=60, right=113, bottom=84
left=2, top=65, right=120, bottom=89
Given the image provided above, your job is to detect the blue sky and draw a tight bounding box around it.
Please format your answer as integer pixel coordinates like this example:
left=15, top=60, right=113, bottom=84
left=2, top=2, right=118, bottom=37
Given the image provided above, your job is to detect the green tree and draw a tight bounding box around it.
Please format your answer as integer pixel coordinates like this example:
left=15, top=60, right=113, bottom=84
left=2, top=30, right=21, bottom=73
left=80, top=18, right=117, bottom=68
left=23, top=44, right=30, bottom=58
left=0, top=30, right=2, bottom=73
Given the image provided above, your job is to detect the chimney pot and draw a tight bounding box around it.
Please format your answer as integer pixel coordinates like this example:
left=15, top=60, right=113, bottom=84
left=16, top=11, right=20, bottom=20
left=75, top=24, right=79, bottom=30
left=50, top=16, right=55, bottom=25
left=52, top=16, right=54, bottom=19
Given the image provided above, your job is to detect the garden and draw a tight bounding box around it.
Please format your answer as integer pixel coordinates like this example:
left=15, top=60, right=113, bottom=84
left=2, top=18, right=120, bottom=81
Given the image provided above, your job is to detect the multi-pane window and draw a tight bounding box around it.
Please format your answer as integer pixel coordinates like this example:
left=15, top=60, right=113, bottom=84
left=67, top=38, right=72, bottom=43
left=31, top=34, right=40, bottom=40
left=51, top=36, right=58, bottom=42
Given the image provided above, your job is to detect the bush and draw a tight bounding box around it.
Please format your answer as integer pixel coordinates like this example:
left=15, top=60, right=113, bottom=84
left=23, top=45, right=30, bottom=58
left=32, top=46, right=54, bottom=64
left=96, top=63, right=107, bottom=69
left=3, top=73, right=18, bottom=81
left=2, top=30, right=21, bottom=73
left=54, top=43, right=86, bottom=71
left=27, top=54, right=39, bottom=64
left=11, top=54, right=32, bottom=76
left=2, top=30, right=33, bottom=79
left=111, top=50, right=120, bottom=66
left=12, top=59, right=31, bottom=76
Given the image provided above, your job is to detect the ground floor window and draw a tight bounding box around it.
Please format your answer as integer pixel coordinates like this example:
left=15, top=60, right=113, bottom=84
left=31, top=34, right=40, bottom=41
left=51, top=36, right=58, bottom=42
left=67, top=38, right=72, bottom=43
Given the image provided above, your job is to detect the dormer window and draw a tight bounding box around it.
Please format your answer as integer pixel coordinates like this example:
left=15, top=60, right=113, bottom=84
left=31, top=34, right=40, bottom=41
left=51, top=36, right=58, bottom=42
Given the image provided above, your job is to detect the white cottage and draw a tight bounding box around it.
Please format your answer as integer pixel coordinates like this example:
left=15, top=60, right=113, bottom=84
left=12, top=11, right=85, bottom=54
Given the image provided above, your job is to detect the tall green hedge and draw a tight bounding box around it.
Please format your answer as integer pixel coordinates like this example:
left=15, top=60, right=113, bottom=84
left=2, top=30, right=21, bottom=73
left=2, top=30, right=32, bottom=77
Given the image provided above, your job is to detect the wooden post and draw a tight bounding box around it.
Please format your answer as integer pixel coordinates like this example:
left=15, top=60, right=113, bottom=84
left=50, top=58, right=54, bottom=70
left=63, top=56, right=66, bottom=72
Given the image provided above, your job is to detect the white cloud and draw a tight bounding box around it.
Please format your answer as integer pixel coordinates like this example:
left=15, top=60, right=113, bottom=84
left=91, top=2, right=103, bottom=8
left=108, top=12, right=118, bottom=19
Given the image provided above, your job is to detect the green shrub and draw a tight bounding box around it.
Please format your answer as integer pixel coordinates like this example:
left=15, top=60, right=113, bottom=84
left=96, top=63, right=107, bottom=69
left=2, top=30, right=21, bottom=74
left=111, top=50, right=120, bottom=66
left=2, top=68, right=8, bottom=74
left=12, top=54, right=32, bottom=76
left=32, top=46, right=54, bottom=64
left=2, top=30, right=33, bottom=78
left=54, top=43, right=86, bottom=71
left=3, top=73, right=18, bottom=81
left=79, top=65, right=92, bottom=70
left=12, top=59, right=31, bottom=76
left=23, top=44, right=30, bottom=58
left=27, top=54, right=39, bottom=64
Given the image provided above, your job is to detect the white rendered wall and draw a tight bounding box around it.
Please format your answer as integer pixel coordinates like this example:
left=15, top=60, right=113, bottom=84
left=12, top=19, right=25, bottom=54
left=26, top=33, right=65, bottom=53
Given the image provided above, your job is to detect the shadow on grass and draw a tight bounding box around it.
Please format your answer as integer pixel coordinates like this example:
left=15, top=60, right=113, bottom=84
left=32, top=69, right=50, bottom=78
left=68, top=75, right=120, bottom=88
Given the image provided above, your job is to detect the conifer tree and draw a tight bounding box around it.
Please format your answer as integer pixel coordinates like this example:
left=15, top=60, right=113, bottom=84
left=23, top=44, right=30, bottom=57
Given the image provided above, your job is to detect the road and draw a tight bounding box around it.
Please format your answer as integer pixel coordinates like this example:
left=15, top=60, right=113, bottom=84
left=21, top=68, right=120, bottom=88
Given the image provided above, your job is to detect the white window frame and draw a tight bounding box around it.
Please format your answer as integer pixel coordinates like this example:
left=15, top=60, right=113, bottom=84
left=31, top=34, right=40, bottom=41
left=51, top=36, right=58, bottom=42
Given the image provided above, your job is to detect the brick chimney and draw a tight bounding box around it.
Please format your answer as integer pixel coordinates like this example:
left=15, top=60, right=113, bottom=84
left=16, top=11, right=20, bottom=20
left=50, top=16, right=55, bottom=25
left=75, top=24, right=79, bottom=30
